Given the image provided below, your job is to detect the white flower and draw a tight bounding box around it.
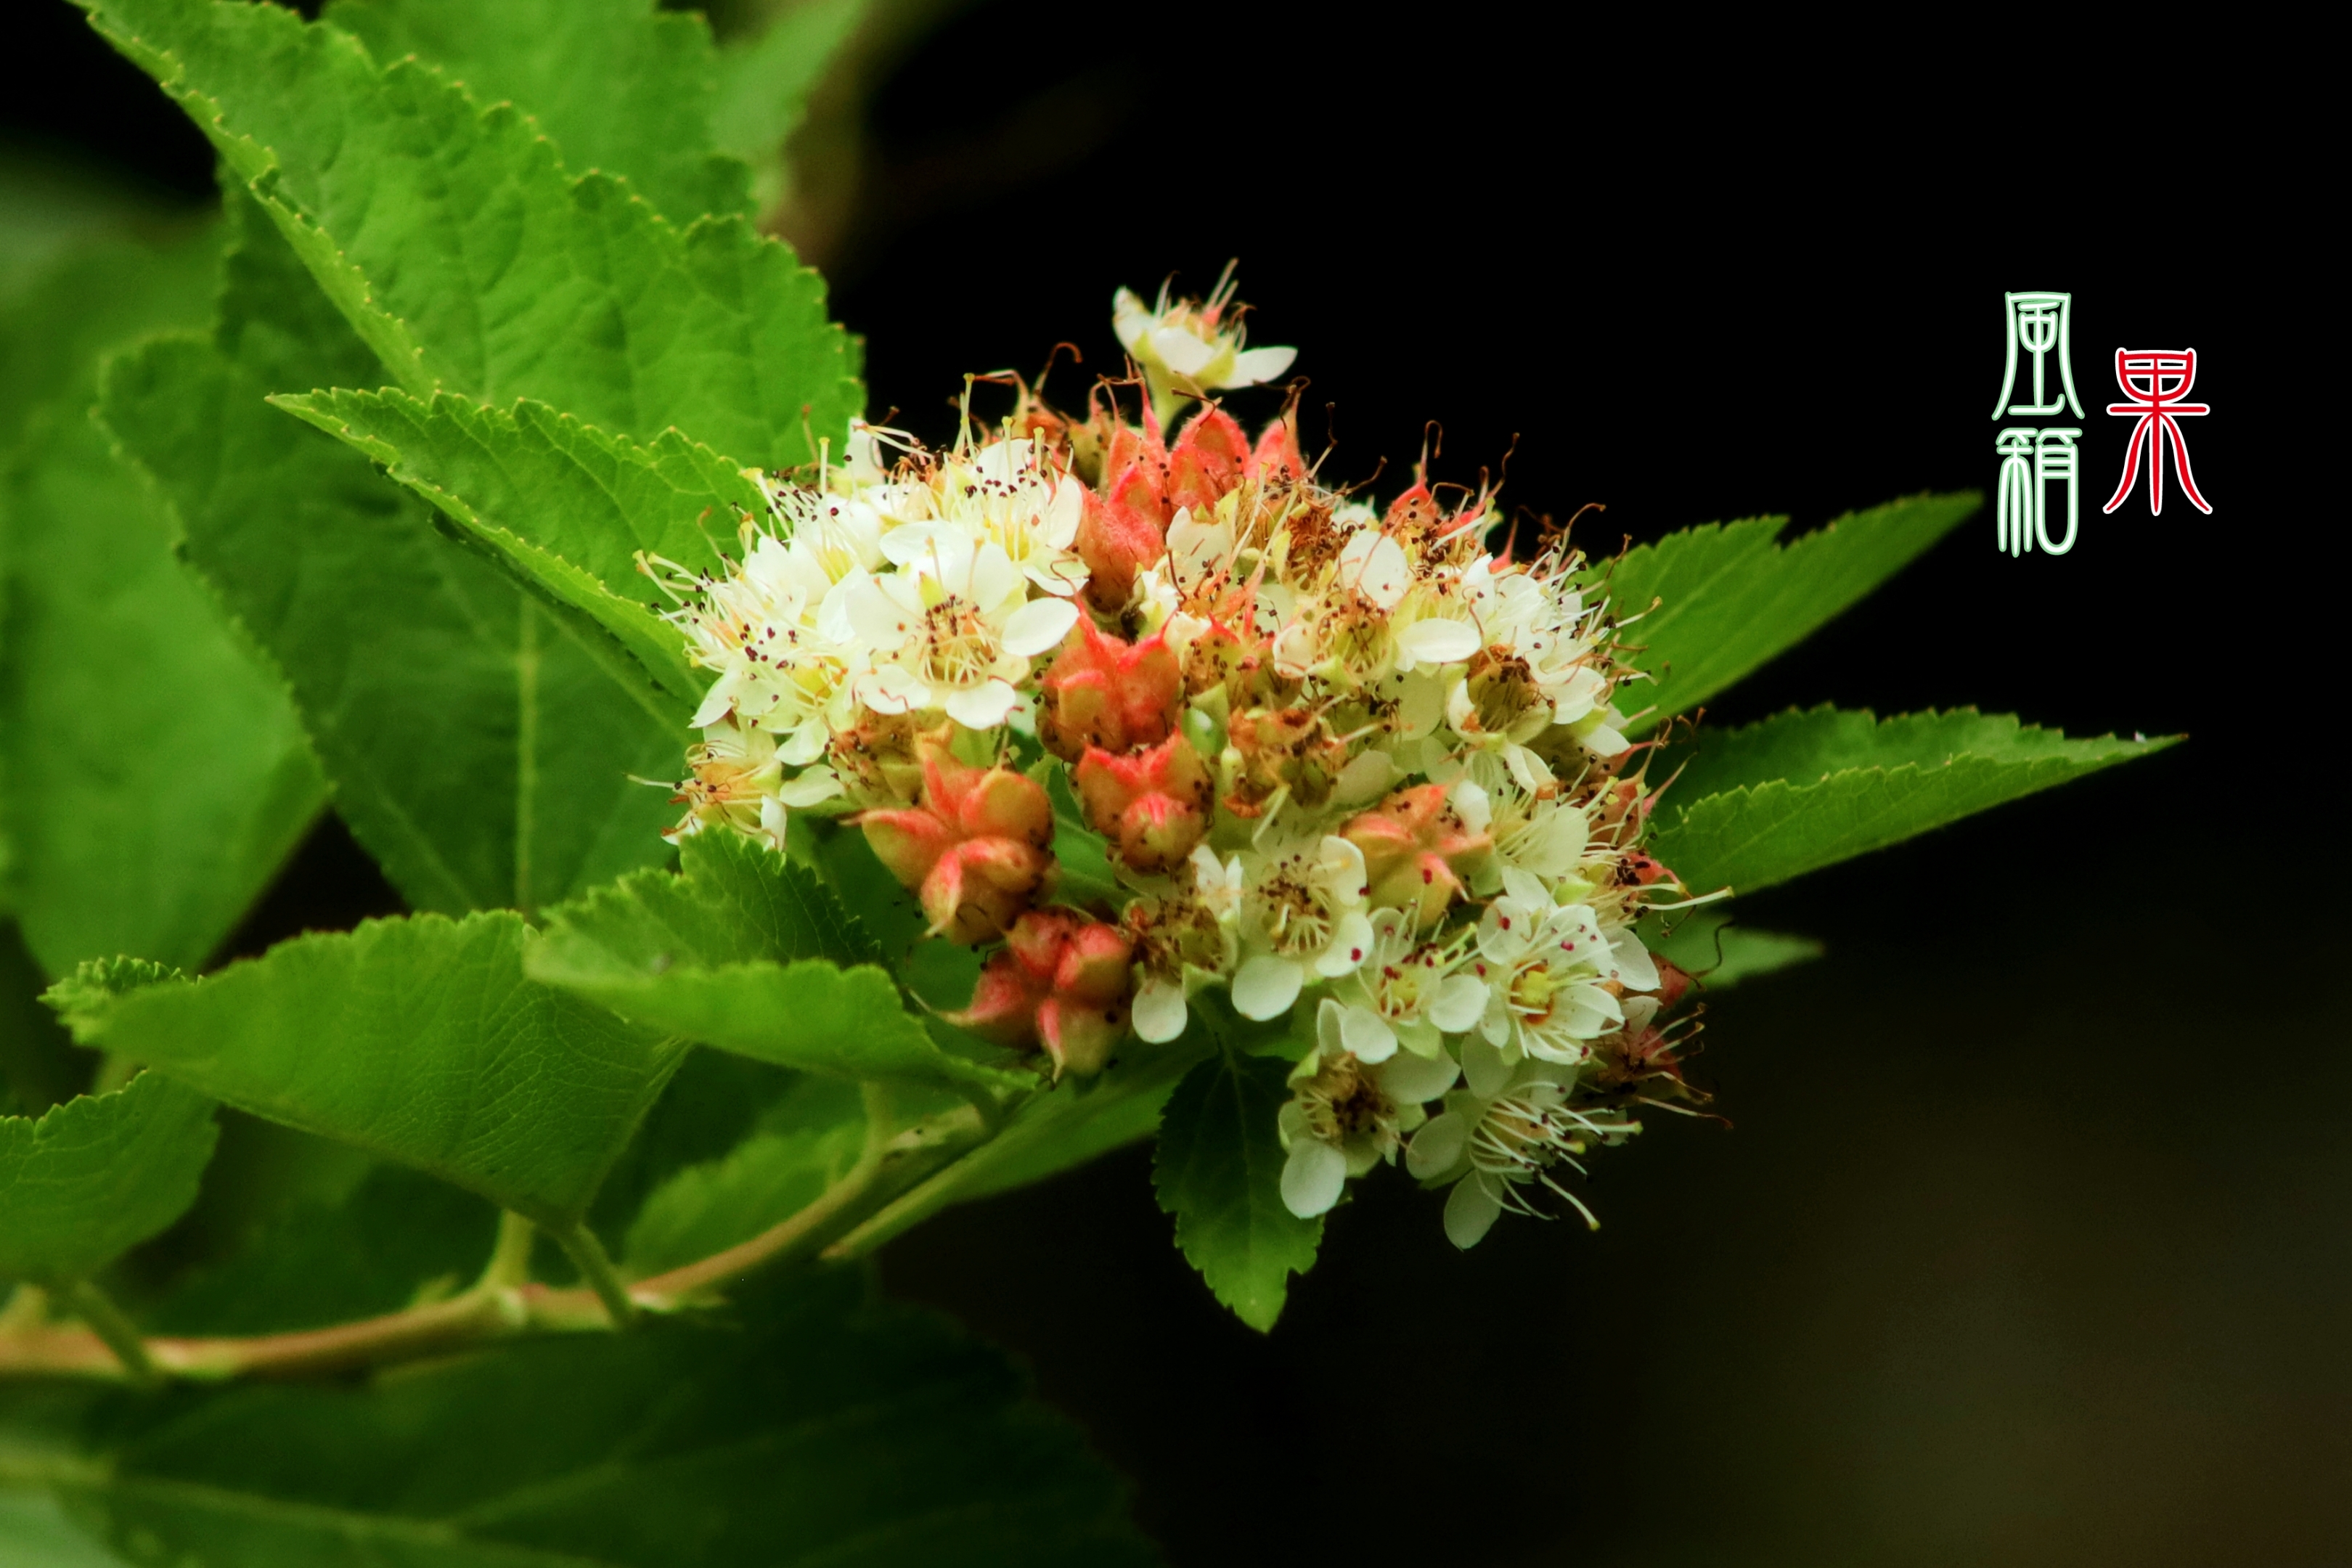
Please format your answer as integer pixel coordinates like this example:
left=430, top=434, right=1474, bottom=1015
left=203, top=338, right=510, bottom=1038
left=1468, top=889, right=1626, bottom=1072
left=1229, top=836, right=1376, bottom=1021
left=1324, top=909, right=1486, bottom=1063
left=1130, top=847, right=1245, bottom=1045
left=1277, top=1000, right=1462, bottom=1218
left=1405, top=1060, right=1638, bottom=1246
left=913, top=441, right=1090, bottom=597
left=845, top=528, right=1079, bottom=730
left=1112, top=275, right=1295, bottom=414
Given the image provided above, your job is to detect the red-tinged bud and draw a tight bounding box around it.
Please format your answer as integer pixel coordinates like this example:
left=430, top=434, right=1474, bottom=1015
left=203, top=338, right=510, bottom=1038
left=1341, top=783, right=1496, bottom=930
left=1616, top=849, right=1674, bottom=888
left=857, top=741, right=1055, bottom=943
left=1165, top=406, right=1249, bottom=515
left=827, top=711, right=943, bottom=809
left=1075, top=732, right=1213, bottom=874
left=1223, top=705, right=1345, bottom=817
left=947, top=910, right=1134, bottom=1079
left=1036, top=621, right=1182, bottom=761
left=1251, top=409, right=1304, bottom=481
left=1654, top=956, right=1694, bottom=1010
left=1076, top=486, right=1166, bottom=616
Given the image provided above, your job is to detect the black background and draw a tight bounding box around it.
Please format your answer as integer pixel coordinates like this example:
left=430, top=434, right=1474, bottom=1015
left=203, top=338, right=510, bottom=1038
left=7, top=5, right=2340, bottom=1564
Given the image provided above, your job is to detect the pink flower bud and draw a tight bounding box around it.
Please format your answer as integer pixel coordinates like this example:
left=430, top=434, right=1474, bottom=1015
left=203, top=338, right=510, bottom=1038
left=1036, top=621, right=1183, bottom=762
left=1340, top=783, right=1495, bottom=930
left=1074, top=732, right=1213, bottom=874
left=948, top=910, right=1135, bottom=1079
left=857, top=741, right=1055, bottom=944
left=1165, top=406, right=1249, bottom=516
left=1252, top=409, right=1304, bottom=481
left=1076, top=485, right=1167, bottom=616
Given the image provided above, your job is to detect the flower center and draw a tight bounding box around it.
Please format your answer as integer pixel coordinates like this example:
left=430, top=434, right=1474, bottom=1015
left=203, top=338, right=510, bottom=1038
left=917, top=597, right=996, bottom=689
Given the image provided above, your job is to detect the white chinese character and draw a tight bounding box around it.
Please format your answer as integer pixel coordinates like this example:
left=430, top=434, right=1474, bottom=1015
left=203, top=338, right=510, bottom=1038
left=1995, top=427, right=2082, bottom=556
left=1991, top=292, right=2083, bottom=420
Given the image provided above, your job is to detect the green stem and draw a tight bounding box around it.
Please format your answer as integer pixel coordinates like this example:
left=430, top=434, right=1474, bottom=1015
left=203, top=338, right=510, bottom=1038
left=66, top=1281, right=155, bottom=1384
left=476, top=1211, right=536, bottom=1292
left=550, top=1224, right=636, bottom=1328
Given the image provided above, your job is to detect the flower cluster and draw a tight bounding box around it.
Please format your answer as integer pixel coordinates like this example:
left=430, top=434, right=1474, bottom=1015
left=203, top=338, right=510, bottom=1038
left=653, top=283, right=1715, bottom=1246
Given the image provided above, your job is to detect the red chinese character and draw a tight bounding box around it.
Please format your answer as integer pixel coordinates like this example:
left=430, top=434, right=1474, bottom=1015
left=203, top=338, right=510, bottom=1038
left=2102, top=348, right=2211, bottom=515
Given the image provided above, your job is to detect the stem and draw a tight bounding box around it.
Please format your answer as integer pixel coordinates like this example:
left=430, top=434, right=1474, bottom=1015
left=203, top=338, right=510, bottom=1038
left=477, top=1211, right=536, bottom=1291
left=65, top=1281, right=155, bottom=1384
left=551, top=1224, right=636, bottom=1328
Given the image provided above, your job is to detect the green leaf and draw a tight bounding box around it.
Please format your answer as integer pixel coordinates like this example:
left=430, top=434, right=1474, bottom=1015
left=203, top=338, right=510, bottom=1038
left=0, top=1490, right=133, bottom=1567
left=0, top=1073, right=217, bottom=1286
left=0, top=228, right=324, bottom=977
left=1601, top=493, right=1980, bottom=732
left=713, top=0, right=867, bottom=165
left=1639, top=908, right=1823, bottom=989
left=100, top=196, right=683, bottom=915
left=47, top=913, right=685, bottom=1229
left=274, top=385, right=766, bottom=709
left=1651, top=706, right=2176, bottom=896
left=531, top=833, right=1029, bottom=1095
left=2, top=920, right=86, bottom=1116
left=78, top=0, right=862, bottom=467
left=622, top=1098, right=864, bottom=1275
left=1038, top=765, right=1124, bottom=917
left=44, top=1273, right=1157, bottom=1567
left=1153, top=1048, right=1320, bottom=1332
left=322, top=0, right=754, bottom=225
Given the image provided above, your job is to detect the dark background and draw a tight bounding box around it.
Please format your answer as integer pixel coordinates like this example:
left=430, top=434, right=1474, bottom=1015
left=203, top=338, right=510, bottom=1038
left=7, top=5, right=2340, bottom=1564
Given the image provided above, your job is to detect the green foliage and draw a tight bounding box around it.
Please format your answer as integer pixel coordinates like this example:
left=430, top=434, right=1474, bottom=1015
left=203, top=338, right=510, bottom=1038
left=1654, top=706, right=2175, bottom=895
left=1154, top=1048, right=1320, bottom=1331
left=623, top=1094, right=864, bottom=1274
left=713, top=0, right=867, bottom=167
left=43, top=1273, right=1156, bottom=1567
left=1, top=921, right=85, bottom=1116
left=77, top=0, right=862, bottom=469
left=102, top=197, right=682, bottom=915
left=274, top=385, right=768, bottom=711
left=0, top=1074, right=216, bottom=1286
left=47, top=913, right=685, bottom=1229
left=1604, top=494, right=1979, bottom=732
left=322, top=0, right=754, bottom=224
left=0, top=224, right=323, bottom=978
left=1641, top=908, right=1824, bottom=989
left=531, top=832, right=1029, bottom=1095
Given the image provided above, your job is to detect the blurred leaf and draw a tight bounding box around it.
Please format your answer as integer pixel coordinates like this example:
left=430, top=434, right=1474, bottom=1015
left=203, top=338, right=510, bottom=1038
left=630, top=1081, right=870, bottom=1278
left=0, top=227, right=324, bottom=977
left=1639, top=908, right=1823, bottom=989
left=584, top=1045, right=804, bottom=1250
left=1601, top=493, right=1979, bottom=732
left=812, top=822, right=981, bottom=1010
left=102, top=195, right=682, bottom=915
left=77, top=0, right=862, bottom=467
left=1652, top=706, right=2176, bottom=896
left=1153, top=1047, right=1319, bottom=1332
left=1, top=920, right=86, bottom=1116
left=0, top=1074, right=217, bottom=1286
left=713, top=0, right=867, bottom=162
left=322, top=0, right=753, bottom=224
left=48, top=1273, right=1157, bottom=1567
left=48, top=914, right=685, bottom=1229
left=531, top=833, right=1029, bottom=1095
left=274, top=386, right=766, bottom=711
left=1039, top=765, right=1124, bottom=917
left=0, top=1490, right=134, bottom=1567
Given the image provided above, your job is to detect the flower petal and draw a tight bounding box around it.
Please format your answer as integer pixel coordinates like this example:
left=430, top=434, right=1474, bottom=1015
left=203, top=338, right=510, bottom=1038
left=774, top=767, right=844, bottom=807
left=1227, top=345, right=1297, bottom=385
left=1609, top=928, right=1660, bottom=992
left=1379, top=1049, right=1461, bottom=1107
left=1405, top=1110, right=1469, bottom=1179
left=942, top=679, right=1021, bottom=730
left=1460, top=1032, right=1514, bottom=1098
left=1232, top=955, right=1304, bottom=1021
left=1443, top=1175, right=1503, bottom=1249
left=1397, top=617, right=1482, bottom=665
left=1281, top=1138, right=1349, bottom=1219
left=1315, top=910, right=1376, bottom=977
left=1148, top=324, right=1217, bottom=376
left=1429, top=973, right=1488, bottom=1034
left=1002, top=595, right=1081, bottom=658
left=1132, top=979, right=1189, bottom=1043
left=1339, top=1003, right=1398, bottom=1063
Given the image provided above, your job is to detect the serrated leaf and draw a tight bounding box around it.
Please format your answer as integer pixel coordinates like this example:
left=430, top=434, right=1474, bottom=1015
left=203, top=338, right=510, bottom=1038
left=1601, top=494, right=1979, bottom=732
left=100, top=196, right=682, bottom=915
left=46, top=1274, right=1155, bottom=1568
left=0, top=228, right=324, bottom=978
left=274, top=385, right=766, bottom=709
left=1651, top=706, right=2176, bottom=895
left=47, top=912, right=685, bottom=1229
left=0, top=1073, right=217, bottom=1286
left=78, top=0, right=862, bottom=467
left=322, top=0, right=753, bottom=225
left=1153, top=1049, right=1320, bottom=1332
left=531, top=832, right=1025, bottom=1094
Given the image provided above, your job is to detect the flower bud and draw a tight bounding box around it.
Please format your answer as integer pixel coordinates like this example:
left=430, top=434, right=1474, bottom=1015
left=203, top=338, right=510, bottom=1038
left=857, top=740, right=1055, bottom=944
left=1223, top=706, right=1347, bottom=817
left=1036, top=621, right=1182, bottom=762
left=1252, top=409, right=1304, bottom=481
left=1341, top=783, right=1496, bottom=930
left=948, top=910, right=1135, bottom=1078
left=826, top=711, right=942, bottom=809
left=1076, top=485, right=1167, bottom=616
left=1075, top=731, right=1214, bottom=874
left=1165, top=406, right=1250, bottom=517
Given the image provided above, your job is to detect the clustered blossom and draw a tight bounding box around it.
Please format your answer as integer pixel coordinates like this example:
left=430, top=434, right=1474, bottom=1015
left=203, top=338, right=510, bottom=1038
left=654, top=281, right=1717, bottom=1247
